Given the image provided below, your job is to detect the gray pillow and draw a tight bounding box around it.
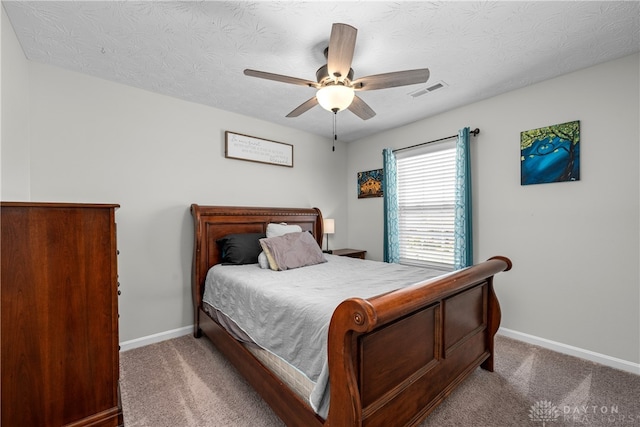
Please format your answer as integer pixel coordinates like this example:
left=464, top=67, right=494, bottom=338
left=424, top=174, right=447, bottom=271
left=259, top=231, right=326, bottom=271
left=256, top=223, right=305, bottom=268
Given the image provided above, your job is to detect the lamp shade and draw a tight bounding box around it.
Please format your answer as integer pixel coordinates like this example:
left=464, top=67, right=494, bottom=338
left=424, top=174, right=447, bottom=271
left=316, top=85, right=354, bottom=112
left=323, top=218, right=335, bottom=234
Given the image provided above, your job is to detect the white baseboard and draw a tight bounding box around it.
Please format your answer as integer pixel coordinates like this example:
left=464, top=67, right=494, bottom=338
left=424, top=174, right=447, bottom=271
left=498, top=327, right=640, bottom=375
left=119, top=325, right=193, bottom=352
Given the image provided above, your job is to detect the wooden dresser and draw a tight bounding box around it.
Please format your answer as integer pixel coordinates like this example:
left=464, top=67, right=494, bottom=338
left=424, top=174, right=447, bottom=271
left=1, top=202, right=123, bottom=427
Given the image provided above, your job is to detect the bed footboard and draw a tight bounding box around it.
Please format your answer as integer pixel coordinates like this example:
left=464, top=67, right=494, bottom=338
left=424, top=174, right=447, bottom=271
left=325, top=256, right=512, bottom=427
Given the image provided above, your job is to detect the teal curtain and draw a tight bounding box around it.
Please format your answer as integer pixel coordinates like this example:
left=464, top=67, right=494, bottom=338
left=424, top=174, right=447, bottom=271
left=382, top=148, right=399, bottom=263
left=454, top=127, right=473, bottom=269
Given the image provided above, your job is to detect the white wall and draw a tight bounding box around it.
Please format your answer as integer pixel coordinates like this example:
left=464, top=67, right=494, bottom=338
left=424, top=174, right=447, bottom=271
left=347, top=54, right=640, bottom=366
left=1, top=6, right=349, bottom=341
left=1, top=6, right=30, bottom=200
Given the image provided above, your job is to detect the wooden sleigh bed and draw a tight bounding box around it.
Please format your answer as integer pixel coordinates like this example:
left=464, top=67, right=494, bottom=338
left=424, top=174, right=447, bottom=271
left=191, top=204, right=511, bottom=427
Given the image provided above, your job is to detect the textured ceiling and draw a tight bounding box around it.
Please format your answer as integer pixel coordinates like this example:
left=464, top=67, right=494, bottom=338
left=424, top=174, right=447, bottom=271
left=4, top=1, right=639, bottom=142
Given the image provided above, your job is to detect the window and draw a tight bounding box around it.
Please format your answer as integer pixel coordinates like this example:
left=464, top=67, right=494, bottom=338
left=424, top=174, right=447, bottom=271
left=396, top=141, right=456, bottom=270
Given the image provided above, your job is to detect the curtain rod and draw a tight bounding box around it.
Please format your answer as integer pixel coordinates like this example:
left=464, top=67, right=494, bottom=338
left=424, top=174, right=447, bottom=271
left=393, top=128, right=480, bottom=153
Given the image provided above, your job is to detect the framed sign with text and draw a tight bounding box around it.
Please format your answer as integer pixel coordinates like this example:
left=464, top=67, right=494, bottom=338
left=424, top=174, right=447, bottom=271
left=225, top=131, right=293, bottom=167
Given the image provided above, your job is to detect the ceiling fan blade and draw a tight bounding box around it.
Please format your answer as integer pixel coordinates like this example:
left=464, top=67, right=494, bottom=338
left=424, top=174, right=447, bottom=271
left=348, top=95, right=376, bottom=120
left=244, top=69, right=319, bottom=88
left=352, top=68, right=430, bottom=91
left=286, top=97, right=319, bottom=117
left=327, top=23, right=357, bottom=82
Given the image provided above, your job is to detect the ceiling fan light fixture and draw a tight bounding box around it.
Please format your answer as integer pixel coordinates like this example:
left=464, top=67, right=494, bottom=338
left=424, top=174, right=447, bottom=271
left=316, top=84, right=355, bottom=112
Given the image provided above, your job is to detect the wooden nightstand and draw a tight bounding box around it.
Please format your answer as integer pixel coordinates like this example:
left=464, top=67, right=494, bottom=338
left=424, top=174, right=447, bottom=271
left=332, top=248, right=367, bottom=259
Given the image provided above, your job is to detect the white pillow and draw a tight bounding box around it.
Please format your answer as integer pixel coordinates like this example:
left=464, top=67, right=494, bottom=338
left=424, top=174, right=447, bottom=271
left=266, top=222, right=302, bottom=238
left=257, top=251, right=270, bottom=269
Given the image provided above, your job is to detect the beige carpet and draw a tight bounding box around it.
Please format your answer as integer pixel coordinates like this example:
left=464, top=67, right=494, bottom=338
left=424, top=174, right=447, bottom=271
left=120, top=334, right=640, bottom=426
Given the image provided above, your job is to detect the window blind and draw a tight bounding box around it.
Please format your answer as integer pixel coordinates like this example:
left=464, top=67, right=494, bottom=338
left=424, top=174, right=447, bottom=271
left=396, top=141, right=456, bottom=270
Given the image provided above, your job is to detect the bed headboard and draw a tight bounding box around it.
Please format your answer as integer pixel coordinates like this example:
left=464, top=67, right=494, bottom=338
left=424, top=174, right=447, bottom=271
left=190, top=204, right=324, bottom=310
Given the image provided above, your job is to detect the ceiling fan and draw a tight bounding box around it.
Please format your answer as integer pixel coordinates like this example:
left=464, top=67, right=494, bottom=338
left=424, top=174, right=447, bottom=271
left=244, top=23, right=430, bottom=120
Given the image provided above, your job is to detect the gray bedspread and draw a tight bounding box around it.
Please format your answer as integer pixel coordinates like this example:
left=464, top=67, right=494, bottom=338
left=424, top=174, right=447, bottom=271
left=202, top=254, right=444, bottom=418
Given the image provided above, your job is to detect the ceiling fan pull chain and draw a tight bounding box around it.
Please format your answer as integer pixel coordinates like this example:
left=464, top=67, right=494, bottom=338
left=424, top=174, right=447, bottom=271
left=333, top=111, right=337, bottom=151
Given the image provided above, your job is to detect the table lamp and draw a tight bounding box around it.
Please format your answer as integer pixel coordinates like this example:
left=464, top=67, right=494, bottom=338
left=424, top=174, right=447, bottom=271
left=323, top=218, right=335, bottom=253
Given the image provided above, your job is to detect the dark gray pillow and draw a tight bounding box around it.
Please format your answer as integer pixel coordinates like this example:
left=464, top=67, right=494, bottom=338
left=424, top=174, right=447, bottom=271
left=217, top=233, right=265, bottom=265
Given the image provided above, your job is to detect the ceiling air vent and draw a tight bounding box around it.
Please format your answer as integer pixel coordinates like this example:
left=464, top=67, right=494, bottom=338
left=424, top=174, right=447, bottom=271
left=409, top=81, right=448, bottom=98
